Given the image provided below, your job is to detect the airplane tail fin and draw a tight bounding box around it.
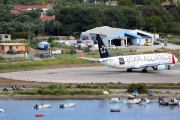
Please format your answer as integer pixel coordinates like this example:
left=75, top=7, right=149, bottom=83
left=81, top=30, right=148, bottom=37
left=96, top=34, right=115, bottom=58
left=78, top=50, right=84, bottom=58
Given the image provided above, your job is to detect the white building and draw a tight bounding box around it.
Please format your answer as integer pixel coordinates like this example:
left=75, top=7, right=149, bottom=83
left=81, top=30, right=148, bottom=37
left=80, top=26, right=158, bottom=46
left=0, top=34, right=11, bottom=41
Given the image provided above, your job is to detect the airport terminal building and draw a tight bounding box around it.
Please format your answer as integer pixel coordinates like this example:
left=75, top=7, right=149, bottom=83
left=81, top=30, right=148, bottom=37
left=80, top=26, right=158, bottom=47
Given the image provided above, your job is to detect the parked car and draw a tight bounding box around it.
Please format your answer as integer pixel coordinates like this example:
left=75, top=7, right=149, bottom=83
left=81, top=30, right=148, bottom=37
left=176, top=41, right=180, bottom=45
left=39, top=53, right=51, bottom=59
left=108, top=45, right=117, bottom=49
left=154, top=41, right=161, bottom=45
left=77, top=40, right=82, bottom=43
left=144, top=42, right=152, bottom=46
left=7, top=49, right=17, bottom=54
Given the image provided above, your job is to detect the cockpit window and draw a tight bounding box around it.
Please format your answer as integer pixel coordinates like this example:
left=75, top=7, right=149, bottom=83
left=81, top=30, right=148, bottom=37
left=119, top=57, right=125, bottom=65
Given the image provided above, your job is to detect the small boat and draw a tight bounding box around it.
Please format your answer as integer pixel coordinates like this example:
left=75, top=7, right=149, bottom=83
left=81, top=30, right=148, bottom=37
left=167, top=97, right=179, bottom=105
left=0, top=109, right=4, bottom=113
left=59, top=103, right=75, bottom=108
left=132, top=90, right=138, bottom=96
left=35, top=114, right=45, bottom=117
left=124, top=95, right=141, bottom=104
left=140, top=97, right=151, bottom=104
left=149, top=92, right=154, bottom=96
left=110, top=98, right=122, bottom=103
left=110, top=109, right=120, bottom=112
left=34, top=103, right=51, bottom=109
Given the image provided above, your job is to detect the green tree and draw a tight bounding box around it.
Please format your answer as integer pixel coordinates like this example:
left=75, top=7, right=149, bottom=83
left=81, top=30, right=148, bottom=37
left=59, top=6, right=103, bottom=35
left=103, top=7, right=128, bottom=28
left=120, top=7, right=145, bottom=29
left=36, top=0, right=46, bottom=5
left=140, top=4, right=174, bottom=22
left=117, top=0, right=135, bottom=7
left=169, top=5, right=180, bottom=22
left=144, top=16, right=164, bottom=32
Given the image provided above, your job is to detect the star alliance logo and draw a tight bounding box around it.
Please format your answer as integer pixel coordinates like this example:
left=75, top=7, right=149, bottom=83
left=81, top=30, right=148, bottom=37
left=100, top=46, right=106, bottom=54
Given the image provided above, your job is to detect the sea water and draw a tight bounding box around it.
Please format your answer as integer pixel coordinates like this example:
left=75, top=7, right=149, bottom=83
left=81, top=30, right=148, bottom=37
left=0, top=99, right=180, bottom=120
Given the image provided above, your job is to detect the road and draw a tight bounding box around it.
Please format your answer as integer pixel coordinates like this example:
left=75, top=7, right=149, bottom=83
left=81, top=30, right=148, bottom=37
left=0, top=63, right=180, bottom=83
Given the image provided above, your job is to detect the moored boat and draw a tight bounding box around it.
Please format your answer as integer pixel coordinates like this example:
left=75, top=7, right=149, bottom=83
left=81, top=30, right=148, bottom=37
left=59, top=103, right=75, bottom=108
left=140, top=97, right=151, bottom=104
left=35, top=114, right=45, bottom=117
left=0, top=109, right=4, bottom=113
left=110, top=98, right=122, bottom=103
left=34, top=103, right=51, bottom=109
left=124, top=95, right=141, bottom=104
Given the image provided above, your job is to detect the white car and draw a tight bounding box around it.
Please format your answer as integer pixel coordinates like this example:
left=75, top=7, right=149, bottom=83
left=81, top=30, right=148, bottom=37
left=108, top=45, right=117, bottom=49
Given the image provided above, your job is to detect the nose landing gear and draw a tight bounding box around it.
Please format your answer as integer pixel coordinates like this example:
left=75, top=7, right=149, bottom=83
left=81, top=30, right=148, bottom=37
left=142, top=69, right=147, bottom=73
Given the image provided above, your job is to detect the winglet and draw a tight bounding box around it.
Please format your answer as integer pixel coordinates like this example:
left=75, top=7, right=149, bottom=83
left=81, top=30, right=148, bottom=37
left=78, top=50, right=84, bottom=58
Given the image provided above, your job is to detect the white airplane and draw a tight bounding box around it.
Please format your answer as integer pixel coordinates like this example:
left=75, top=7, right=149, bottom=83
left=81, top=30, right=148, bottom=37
left=79, top=34, right=178, bottom=73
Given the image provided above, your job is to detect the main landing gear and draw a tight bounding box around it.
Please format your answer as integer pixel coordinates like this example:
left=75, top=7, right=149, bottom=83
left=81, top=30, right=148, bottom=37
left=127, top=69, right=132, bottom=72
left=142, top=69, right=147, bottom=73
left=168, top=65, right=170, bottom=70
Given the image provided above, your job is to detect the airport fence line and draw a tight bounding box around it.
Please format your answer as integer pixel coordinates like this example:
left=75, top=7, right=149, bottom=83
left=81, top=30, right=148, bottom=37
left=0, top=50, right=52, bottom=63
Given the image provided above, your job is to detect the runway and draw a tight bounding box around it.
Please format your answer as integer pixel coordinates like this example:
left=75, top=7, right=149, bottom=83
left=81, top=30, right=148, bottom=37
left=0, top=63, right=180, bottom=83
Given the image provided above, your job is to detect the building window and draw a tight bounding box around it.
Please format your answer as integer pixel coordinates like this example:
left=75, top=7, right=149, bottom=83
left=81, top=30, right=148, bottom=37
left=2, top=46, right=3, bottom=50
left=5, top=35, right=9, bottom=38
left=146, top=39, right=148, bottom=42
left=16, top=46, right=18, bottom=49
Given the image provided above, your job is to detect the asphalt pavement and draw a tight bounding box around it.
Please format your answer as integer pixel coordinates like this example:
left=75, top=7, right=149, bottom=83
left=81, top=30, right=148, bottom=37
left=0, top=63, right=179, bottom=84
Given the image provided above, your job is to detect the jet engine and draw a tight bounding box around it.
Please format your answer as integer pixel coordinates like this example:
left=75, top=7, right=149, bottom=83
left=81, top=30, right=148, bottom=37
left=153, top=65, right=166, bottom=70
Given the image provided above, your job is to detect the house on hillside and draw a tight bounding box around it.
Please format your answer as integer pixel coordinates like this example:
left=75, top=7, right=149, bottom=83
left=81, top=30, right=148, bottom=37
left=0, top=34, right=11, bottom=41
left=14, top=5, right=48, bottom=14
left=10, top=10, right=21, bottom=15
left=0, top=43, right=27, bottom=53
left=39, top=13, right=55, bottom=21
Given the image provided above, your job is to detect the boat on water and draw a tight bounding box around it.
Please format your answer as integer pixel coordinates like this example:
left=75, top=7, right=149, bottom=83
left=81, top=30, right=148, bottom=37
left=124, top=95, right=141, bottom=104
left=140, top=97, right=151, bottom=104
left=59, top=103, right=75, bottom=108
left=35, top=114, right=45, bottom=117
left=110, top=98, right=122, bottom=103
left=34, top=103, right=51, bottom=109
left=159, top=97, right=180, bottom=105
left=0, top=109, right=4, bottom=113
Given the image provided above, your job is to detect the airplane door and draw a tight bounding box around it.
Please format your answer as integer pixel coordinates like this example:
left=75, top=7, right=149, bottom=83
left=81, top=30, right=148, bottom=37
left=119, top=57, right=125, bottom=65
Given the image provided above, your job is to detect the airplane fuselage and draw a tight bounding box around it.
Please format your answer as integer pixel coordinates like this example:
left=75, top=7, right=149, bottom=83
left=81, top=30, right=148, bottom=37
left=98, top=53, right=178, bottom=69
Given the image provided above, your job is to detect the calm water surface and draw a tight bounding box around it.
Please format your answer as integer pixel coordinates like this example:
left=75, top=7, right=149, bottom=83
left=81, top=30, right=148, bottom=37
left=0, top=99, right=180, bottom=120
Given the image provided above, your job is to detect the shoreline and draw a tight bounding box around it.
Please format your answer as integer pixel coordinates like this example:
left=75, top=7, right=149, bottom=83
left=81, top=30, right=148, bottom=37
left=0, top=93, right=173, bottom=100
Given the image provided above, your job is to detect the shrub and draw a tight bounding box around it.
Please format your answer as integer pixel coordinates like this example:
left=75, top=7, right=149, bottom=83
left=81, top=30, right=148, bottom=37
left=127, top=83, right=148, bottom=94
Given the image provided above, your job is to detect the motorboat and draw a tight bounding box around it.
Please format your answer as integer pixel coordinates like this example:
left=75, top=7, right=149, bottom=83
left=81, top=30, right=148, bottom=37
left=59, top=103, right=75, bottom=108
left=158, top=97, right=179, bottom=105
left=110, top=98, right=122, bottom=103
left=124, top=95, right=141, bottom=104
left=0, top=109, right=4, bottom=113
left=34, top=103, right=51, bottom=109
left=132, top=90, right=138, bottom=96
left=167, top=97, right=179, bottom=105
left=140, top=97, right=151, bottom=104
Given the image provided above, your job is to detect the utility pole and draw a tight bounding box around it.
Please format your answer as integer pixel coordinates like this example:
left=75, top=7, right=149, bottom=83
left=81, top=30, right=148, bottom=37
left=58, top=9, right=59, bottom=37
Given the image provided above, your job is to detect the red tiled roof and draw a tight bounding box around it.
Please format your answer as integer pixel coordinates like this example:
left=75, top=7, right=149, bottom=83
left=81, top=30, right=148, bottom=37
left=15, top=5, right=47, bottom=10
left=39, top=16, right=55, bottom=21
left=10, top=10, right=21, bottom=14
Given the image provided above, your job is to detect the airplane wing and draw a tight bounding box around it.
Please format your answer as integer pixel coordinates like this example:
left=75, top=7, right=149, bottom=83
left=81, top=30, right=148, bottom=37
left=78, top=51, right=99, bottom=62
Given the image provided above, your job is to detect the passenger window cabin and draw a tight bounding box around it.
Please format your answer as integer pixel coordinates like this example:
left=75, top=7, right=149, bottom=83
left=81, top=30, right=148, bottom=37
left=119, top=57, right=125, bottom=65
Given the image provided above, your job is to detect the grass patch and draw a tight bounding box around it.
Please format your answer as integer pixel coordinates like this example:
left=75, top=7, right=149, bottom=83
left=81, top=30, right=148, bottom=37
left=14, top=85, right=104, bottom=95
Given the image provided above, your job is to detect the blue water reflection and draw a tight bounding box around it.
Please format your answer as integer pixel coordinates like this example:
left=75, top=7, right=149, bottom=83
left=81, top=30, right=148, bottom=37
left=0, top=99, right=180, bottom=120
